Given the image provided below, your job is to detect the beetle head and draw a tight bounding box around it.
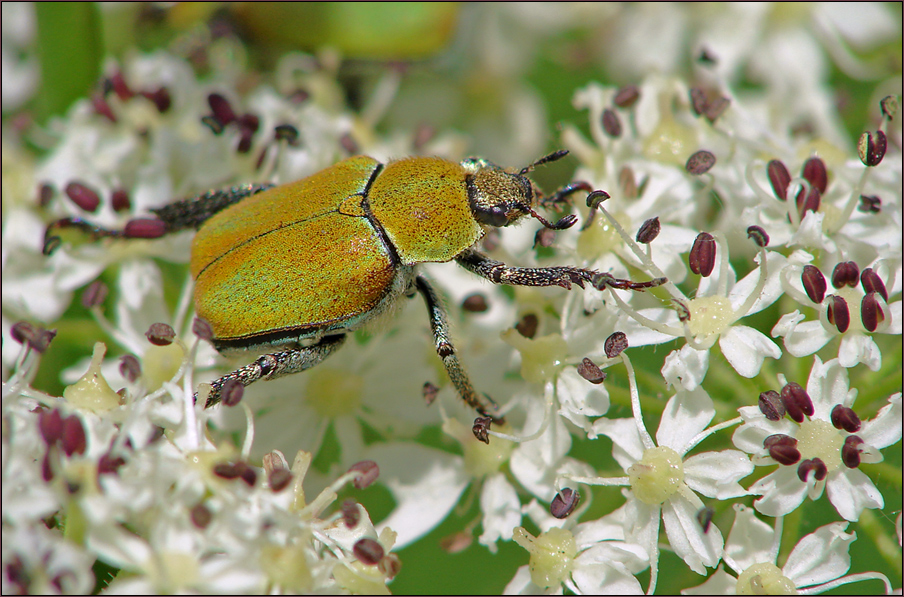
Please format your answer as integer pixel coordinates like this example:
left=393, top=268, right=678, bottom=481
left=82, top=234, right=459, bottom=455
left=462, top=151, right=577, bottom=231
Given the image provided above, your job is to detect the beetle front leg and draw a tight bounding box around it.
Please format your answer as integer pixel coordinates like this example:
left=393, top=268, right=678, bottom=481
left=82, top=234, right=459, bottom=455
left=203, top=334, right=346, bottom=407
left=414, top=275, right=504, bottom=424
left=456, top=247, right=596, bottom=290
left=456, top=248, right=665, bottom=292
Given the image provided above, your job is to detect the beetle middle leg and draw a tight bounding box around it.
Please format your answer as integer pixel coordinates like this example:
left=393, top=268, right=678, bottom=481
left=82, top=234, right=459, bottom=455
left=414, top=275, right=505, bottom=424
left=203, top=334, right=346, bottom=407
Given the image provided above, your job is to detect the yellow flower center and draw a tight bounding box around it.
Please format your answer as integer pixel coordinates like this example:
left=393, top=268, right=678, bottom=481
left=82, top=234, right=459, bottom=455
left=512, top=526, right=577, bottom=588
left=736, top=562, right=796, bottom=595
left=628, top=446, right=685, bottom=505
left=686, top=295, right=734, bottom=338
left=796, top=419, right=844, bottom=472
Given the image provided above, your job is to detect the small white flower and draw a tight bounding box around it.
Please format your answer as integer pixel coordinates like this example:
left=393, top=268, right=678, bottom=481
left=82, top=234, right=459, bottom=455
left=683, top=504, right=892, bottom=595
left=733, top=356, right=901, bottom=521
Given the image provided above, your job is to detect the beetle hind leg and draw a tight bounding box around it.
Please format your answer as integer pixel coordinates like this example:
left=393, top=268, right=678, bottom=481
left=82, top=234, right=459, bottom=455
left=203, top=334, right=346, bottom=407
left=414, top=275, right=505, bottom=424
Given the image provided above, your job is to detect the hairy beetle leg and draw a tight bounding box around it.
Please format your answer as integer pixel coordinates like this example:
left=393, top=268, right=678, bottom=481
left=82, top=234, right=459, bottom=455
left=43, top=183, right=275, bottom=256
left=202, top=334, right=347, bottom=407
left=415, top=275, right=505, bottom=425
left=456, top=248, right=665, bottom=293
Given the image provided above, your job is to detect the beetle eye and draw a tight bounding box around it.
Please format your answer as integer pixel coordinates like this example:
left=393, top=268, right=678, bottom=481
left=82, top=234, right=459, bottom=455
left=472, top=204, right=511, bottom=228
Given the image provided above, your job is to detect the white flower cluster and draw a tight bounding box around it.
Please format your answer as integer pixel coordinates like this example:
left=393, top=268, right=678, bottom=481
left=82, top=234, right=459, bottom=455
left=2, top=4, right=901, bottom=593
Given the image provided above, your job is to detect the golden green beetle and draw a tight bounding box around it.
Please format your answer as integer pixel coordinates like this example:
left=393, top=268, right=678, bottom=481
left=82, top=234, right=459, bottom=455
left=46, top=151, right=660, bottom=423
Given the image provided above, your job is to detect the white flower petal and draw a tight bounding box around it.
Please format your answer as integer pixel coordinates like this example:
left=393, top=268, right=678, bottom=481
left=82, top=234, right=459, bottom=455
left=683, top=450, right=753, bottom=499
left=782, top=522, right=854, bottom=588
left=661, top=345, right=709, bottom=391
left=656, top=388, right=715, bottom=453
left=825, top=468, right=884, bottom=522
left=772, top=314, right=833, bottom=357
left=750, top=467, right=808, bottom=517
left=724, top=504, right=776, bottom=574
left=719, top=325, right=780, bottom=378
left=858, top=392, right=903, bottom=449
left=728, top=250, right=787, bottom=315
left=680, top=566, right=738, bottom=595
left=591, top=417, right=645, bottom=470
left=367, top=442, right=469, bottom=548
left=661, top=490, right=723, bottom=574
left=837, top=333, right=881, bottom=371
left=478, top=473, right=522, bottom=553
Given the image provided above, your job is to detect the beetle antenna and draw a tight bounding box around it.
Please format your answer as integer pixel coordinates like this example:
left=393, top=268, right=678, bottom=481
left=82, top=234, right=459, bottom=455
left=519, top=149, right=569, bottom=175
left=527, top=206, right=577, bottom=230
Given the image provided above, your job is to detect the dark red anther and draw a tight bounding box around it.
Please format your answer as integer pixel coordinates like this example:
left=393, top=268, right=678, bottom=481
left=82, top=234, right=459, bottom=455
left=119, top=354, right=141, bottom=383
left=349, top=460, right=379, bottom=489
left=602, top=108, right=622, bottom=138
left=353, top=538, right=385, bottom=566
left=765, top=435, right=801, bottom=465
left=141, top=87, right=172, bottom=113
left=109, top=71, right=134, bottom=101
left=341, top=499, right=361, bottom=528
left=235, top=461, right=257, bottom=487
left=65, top=182, right=101, bottom=213
left=858, top=130, right=887, bottom=167
left=801, top=157, right=828, bottom=195
left=110, top=189, right=131, bottom=212
left=860, top=292, right=885, bottom=333
left=689, top=232, right=716, bottom=277
left=515, top=313, right=539, bottom=339
left=794, top=185, right=820, bottom=219
left=208, top=93, right=236, bottom=125
left=92, top=93, right=117, bottom=123
left=767, top=160, right=791, bottom=201
left=422, top=381, right=439, bottom=406
left=81, top=280, right=108, bottom=309
left=758, top=390, right=785, bottom=421
left=213, top=462, right=241, bottom=479
left=192, top=317, right=214, bottom=342
left=190, top=503, right=212, bottom=529
left=473, top=416, right=492, bottom=444
left=604, top=332, right=628, bottom=358
left=613, top=85, right=640, bottom=108
left=686, top=150, right=716, bottom=175
left=801, top=265, right=827, bottom=304
left=124, top=218, right=167, bottom=239
left=462, top=293, right=489, bottom=313
left=220, top=379, right=244, bottom=407
left=577, top=358, right=606, bottom=384
left=38, top=408, right=64, bottom=446
left=746, top=225, right=769, bottom=247
left=38, top=182, right=55, bottom=207
left=880, top=95, right=898, bottom=120
left=42, top=450, right=54, bottom=482
left=636, top=217, right=661, bottom=244
left=268, top=468, right=293, bottom=493
left=61, top=415, right=87, bottom=456
left=830, top=404, right=861, bottom=433
left=860, top=268, right=888, bottom=302
left=826, top=295, right=850, bottom=333
left=797, top=458, right=827, bottom=482
left=841, top=435, right=864, bottom=468
left=858, top=195, right=882, bottom=213
left=831, top=262, right=859, bottom=289
left=550, top=488, right=581, bottom=519
left=274, top=123, right=300, bottom=145
left=98, top=452, right=126, bottom=475
left=145, top=323, right=175, bottom=346
left=782, top=382, right=814, bottom=419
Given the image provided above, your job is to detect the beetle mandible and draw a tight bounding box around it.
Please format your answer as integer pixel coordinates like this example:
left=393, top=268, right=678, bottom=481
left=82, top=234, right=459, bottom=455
left=45, top=150, right=662, bottom=424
